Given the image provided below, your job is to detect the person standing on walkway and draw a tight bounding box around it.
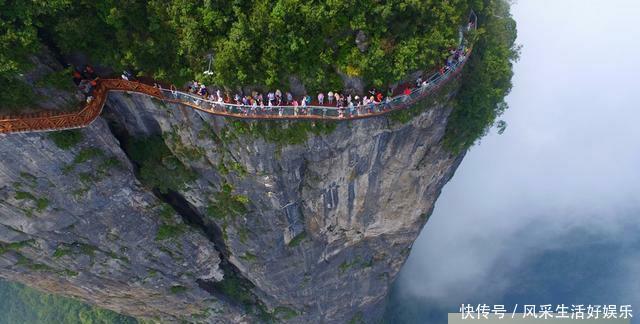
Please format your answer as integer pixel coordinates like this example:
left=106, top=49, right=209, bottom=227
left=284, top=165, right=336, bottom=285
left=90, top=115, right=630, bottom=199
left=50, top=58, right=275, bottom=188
left=318, top=92, right=324, bottom=105
left=217, top=94, right=224, bottom=112
left=328, top=91, right=334, bottom=105
left=337, top=98, right=343, bottom=118
left=368, top=96, right=376, bottom=113
left=286, top=92, right=293, bottom=105
left=420, top=80, right=429, bottom=93
left=384, top=95, right=392, bottom=110
left=72, top=70, right=83, bottom=85
left=301, top=95, right=307, bottom=114
left=362, top=96, right=369, bottom=113
left=268, top=91, right=275, bottom=105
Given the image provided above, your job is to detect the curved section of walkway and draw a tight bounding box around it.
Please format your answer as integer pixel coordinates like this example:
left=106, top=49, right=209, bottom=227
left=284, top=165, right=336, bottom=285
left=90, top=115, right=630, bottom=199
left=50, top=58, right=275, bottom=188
left=0, top=80, right=163, bottom=134
left=0, top=53, right=469, bottom=134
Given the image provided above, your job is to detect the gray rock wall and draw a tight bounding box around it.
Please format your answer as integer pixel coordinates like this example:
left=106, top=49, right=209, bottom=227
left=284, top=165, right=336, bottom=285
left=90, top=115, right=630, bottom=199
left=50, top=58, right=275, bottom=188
left=0, top=86, right=463, bottom=323
left=0, top=118, right=244, bottom=323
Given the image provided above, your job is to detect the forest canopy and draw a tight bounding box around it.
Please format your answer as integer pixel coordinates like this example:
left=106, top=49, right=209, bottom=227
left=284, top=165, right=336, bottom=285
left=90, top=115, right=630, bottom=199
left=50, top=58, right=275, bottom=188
left=1, top=0, right=476, bottom=90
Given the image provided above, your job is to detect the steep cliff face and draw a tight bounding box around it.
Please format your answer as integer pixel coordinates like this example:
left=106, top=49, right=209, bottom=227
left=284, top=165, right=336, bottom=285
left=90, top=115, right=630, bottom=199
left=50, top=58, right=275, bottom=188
left=0, top=118, right=249, bottom=322
left=0, top=86, right=463, bottom=322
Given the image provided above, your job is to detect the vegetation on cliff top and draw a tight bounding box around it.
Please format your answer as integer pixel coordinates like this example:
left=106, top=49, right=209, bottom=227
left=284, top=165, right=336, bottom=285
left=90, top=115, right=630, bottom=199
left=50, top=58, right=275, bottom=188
left=1, top=0, right=471, bottom=89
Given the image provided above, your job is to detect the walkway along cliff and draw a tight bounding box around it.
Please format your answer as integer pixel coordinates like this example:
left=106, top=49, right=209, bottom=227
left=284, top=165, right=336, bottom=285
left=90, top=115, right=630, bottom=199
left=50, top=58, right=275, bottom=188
left=0, top=49, right=470, bottom=134
left=0, top=75, right=466, bottom=323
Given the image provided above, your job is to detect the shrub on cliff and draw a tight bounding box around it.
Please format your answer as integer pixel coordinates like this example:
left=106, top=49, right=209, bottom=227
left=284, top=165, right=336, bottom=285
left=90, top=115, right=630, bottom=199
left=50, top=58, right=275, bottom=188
left=48, top=130, right=84, bottom=150
left=126, top=135, right=196, bottom=193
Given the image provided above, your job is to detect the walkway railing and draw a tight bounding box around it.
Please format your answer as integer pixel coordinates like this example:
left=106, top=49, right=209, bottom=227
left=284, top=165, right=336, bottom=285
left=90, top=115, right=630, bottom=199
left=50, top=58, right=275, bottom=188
left=0, top=54, right=470, bottom=134
left=0, top=80, right=163, bottom=134
left=0, top=16, right=476, bottom=134
left=159, top=54, right=468, bottom=120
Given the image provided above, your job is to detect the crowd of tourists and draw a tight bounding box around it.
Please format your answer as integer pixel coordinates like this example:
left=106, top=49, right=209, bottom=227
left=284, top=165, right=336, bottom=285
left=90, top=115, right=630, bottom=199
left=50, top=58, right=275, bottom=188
left=70, top=27, right=470, bottom=117
left=72, top=65, right=99, bottom=102
left=180, top=80, right=396, bottom=117
left=169, top=45, right=470, bottom=117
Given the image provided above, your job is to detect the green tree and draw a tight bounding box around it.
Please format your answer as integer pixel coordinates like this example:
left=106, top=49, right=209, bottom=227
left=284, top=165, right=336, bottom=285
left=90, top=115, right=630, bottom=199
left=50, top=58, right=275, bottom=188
left=0, top=0, right=69, bottom=111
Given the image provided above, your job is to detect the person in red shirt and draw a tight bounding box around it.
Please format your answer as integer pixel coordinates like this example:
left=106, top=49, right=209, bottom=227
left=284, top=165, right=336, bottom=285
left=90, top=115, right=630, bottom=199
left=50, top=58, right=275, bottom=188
left=403, top=87, right=412, bottom=102
left=83, top=65, right=97, bottom=79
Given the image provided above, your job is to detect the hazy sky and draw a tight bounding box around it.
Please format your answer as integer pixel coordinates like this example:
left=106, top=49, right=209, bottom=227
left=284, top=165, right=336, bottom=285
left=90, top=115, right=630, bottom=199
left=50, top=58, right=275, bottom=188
left=388, top=1, right=640, bottom=322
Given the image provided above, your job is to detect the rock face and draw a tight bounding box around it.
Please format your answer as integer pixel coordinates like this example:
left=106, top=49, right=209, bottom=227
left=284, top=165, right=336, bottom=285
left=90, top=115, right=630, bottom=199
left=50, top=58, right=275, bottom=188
left=355, top=30, right=369, bottom=52
left=0, top=86, right=463, bottom=322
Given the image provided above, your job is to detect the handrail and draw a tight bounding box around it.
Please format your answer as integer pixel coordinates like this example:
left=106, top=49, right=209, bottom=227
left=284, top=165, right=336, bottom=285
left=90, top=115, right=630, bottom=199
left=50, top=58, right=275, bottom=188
left=0, top=80, right=163, bottom=134
left=0, top=55, right=468, bottom=134
left=157, top=54, right=469, bottom=120
left=0, top=16, right=476, bottom=134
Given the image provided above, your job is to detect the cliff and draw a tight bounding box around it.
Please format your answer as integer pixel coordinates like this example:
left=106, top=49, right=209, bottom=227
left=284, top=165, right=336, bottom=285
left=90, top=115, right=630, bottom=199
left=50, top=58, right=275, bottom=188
left=0, top=83, right=464, bottom=322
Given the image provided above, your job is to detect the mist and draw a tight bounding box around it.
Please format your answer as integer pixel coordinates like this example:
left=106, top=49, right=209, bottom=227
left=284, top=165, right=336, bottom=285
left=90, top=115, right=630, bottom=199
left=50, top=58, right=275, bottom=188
left=386, top=1, right=640, bottom=322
